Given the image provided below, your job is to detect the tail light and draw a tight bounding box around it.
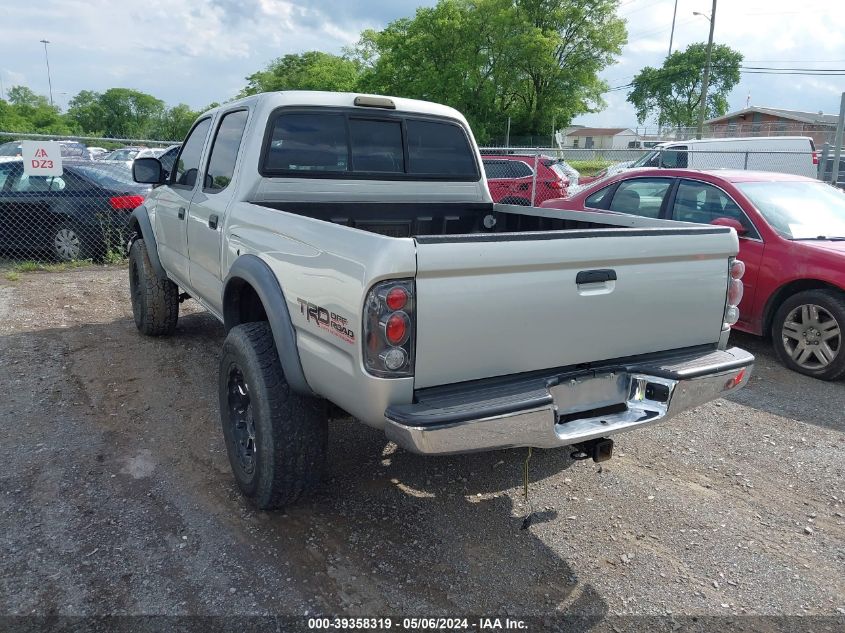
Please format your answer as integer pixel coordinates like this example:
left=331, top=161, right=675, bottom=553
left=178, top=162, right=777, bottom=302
left=109, top=195, right=145, bottom=210
left=724, top=258, right=745, bottom=326
left=364, top=279, right=415, bottom=377
left=812, top=151, right=819, bottom=166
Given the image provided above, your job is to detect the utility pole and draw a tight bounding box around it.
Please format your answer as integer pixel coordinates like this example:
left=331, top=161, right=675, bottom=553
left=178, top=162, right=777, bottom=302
left=831, top=92, right=844, bottom=186
left=695, top=0, right=717, bottom=139
left=667, top=0, right=679, bottom=57
left=40, top=39, right=53, bottom=107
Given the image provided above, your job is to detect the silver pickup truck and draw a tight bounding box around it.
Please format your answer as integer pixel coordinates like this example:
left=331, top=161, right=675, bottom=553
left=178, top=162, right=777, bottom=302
left=129, top=91, right=753, bottom=509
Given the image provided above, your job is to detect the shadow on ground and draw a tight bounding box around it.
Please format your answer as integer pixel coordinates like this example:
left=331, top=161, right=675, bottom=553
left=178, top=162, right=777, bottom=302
left=725, top=331, right=845, bottom=432
left=0, top=310, right=609, bottom=623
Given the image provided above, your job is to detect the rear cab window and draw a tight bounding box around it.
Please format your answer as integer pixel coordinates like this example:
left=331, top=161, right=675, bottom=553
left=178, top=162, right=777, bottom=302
left=262, top=109, right=479, bottom=180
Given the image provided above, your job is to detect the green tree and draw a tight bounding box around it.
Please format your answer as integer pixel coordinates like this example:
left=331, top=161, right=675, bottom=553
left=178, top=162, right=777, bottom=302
left=241, top=51, right=361, bottom=96
left=96, top=88, right=166, bottom=138
left=153, top=103, right=200, bottom=141
left=352, top=0, right=626, bottom=141
left=627, top=43, right=742, bottom=128
left=7, top=85, right=49, bottom=108
left=67, top=90, right=107, bottom=134
left=1, top=85, right=70, bottom=133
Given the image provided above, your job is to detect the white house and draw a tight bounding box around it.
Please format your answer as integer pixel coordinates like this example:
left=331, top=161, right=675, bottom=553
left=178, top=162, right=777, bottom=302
left=561, top=127, right=638, bottom=149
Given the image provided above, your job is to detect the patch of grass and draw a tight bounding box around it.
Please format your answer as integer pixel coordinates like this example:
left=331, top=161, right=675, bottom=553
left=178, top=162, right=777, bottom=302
left=568, top=159, right=615, bottom=177
left=12, top=259, right=95, bottom=273
left=103, top=250, right=128, bottom=265
left=4, top=271, right=20, bottom=282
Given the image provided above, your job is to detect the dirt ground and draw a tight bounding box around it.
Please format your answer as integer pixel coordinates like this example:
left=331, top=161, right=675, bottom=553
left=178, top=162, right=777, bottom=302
left=0, top=266, right=843, bottom=628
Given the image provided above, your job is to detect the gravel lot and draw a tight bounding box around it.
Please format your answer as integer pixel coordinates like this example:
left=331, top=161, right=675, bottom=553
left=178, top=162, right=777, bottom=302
left=0, top=266, right=843, bottom=628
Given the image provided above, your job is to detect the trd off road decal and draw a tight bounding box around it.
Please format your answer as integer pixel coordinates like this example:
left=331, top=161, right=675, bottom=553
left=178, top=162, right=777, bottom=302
left=296, top=299, right=355, bottom=344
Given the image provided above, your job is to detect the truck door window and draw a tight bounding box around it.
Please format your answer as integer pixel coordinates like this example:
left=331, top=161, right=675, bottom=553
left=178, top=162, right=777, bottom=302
left=173, top=118, right=212, bottom=188
left=349, top=119, right=404, bottom=173
left=608, top=178, right=672, bottom=218
left=661, top=147, right=688, bottom=168
left=204, top=110, right=249, bottom=192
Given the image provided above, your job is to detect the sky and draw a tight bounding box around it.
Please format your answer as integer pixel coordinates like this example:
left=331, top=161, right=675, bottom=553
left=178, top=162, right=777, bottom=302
left=2, top=0, right=844, bottom=130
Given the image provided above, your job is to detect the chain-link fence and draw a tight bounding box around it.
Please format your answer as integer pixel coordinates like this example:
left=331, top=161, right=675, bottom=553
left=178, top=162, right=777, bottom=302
left=0, top=132, right=835, bottom=267
left=0, top=132, right=179, bottom=266
left=478, top=146, right=827, bottom=203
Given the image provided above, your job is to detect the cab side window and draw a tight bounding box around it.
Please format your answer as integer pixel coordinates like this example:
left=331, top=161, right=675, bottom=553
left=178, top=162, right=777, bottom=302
left=173, top=118, right=212, bottom=188
left=204, top=110, right=249, bottom=192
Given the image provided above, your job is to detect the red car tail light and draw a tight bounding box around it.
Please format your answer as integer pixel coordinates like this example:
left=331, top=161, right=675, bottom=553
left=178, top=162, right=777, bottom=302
left=812, top=151, right=819, bottom=166
left=364, top=279, right=415, bottom=377
left=109, top=195, right=145, bottom=210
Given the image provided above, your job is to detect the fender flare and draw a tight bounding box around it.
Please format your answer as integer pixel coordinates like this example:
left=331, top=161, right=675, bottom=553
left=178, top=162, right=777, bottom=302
left=222, top=255, right=314, bottom=397
left=128, top=206, right=166, bottom=278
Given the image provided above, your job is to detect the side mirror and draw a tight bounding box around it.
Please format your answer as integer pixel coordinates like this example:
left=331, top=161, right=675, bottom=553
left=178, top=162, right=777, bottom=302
left=711, top=216, right=747, bottom=236
left=133, top=157, right=165, bottom=184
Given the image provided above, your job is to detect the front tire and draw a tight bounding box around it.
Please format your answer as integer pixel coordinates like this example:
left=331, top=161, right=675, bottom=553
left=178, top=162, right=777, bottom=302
left=772, top=289, right=845, bottom=380
left=128, top=238, right=179, bottom=336
left=219, top=322, right=328, bottom=510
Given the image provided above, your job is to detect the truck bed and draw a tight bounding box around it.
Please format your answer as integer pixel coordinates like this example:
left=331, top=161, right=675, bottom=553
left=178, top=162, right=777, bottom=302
left=256, top=200, right=692, bottom=237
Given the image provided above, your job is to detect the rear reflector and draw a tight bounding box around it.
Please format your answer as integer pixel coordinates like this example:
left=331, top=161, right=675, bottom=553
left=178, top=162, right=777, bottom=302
left=109, top=195, right=145, bottom=210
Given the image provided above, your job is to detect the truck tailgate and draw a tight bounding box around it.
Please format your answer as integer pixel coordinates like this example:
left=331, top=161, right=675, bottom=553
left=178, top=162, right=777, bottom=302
left=413, top=228, right=736, bottom=389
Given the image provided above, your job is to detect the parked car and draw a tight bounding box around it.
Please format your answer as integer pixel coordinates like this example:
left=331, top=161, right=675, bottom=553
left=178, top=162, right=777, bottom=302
left=58, top=141, right=89, bottom=159
left=100, top=147, right=145, bottom=163
left=0, top=141, right=23, bottom=157
left=86, top=146, right=108, bottom=160
left=629, top=136, right=818, bottom=177
left=481, top=154, right=570, bottom=205
left=128, top=91, right=752, bottom=510
left=0, top=159, right=149, bottom=261
left=541, top=168, right=845, bottom=380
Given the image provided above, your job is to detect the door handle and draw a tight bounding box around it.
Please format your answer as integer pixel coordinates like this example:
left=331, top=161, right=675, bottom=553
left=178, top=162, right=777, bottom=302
left=177, top=207, right=186, bottom=220
left=208, top=214, right=219, bottom=230
left=576, top=269, right=617, bottom=284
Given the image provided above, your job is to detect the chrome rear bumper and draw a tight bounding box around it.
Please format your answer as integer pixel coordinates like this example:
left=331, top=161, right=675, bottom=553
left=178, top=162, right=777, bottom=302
left=384, top=347, right=753, bottom=455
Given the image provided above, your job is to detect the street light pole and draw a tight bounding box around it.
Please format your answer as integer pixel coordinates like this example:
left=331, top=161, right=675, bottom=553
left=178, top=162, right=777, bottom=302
left=667, top=0, right=679, bottom=57
left=40, top=39, right=53, bottom=107
left=695, top=1, right=717, bottom=139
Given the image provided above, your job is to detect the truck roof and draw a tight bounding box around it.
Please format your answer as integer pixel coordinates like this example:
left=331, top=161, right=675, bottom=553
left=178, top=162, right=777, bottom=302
left=203, top=91, right=470, bottom=125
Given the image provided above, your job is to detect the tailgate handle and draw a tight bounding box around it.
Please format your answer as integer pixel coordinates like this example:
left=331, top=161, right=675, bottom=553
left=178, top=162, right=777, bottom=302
left=576, top=269, right=617, bottom=284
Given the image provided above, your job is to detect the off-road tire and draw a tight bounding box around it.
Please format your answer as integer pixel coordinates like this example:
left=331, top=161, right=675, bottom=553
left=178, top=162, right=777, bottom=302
left=772, top=289, right=845, bottom=381
left=128, top=238, right=179, bottom=336
left=219, top=322, right=328, bottom=510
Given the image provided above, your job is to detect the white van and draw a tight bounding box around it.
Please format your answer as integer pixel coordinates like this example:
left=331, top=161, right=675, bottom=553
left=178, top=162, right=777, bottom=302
left=629, top=136, right=818, bottom=178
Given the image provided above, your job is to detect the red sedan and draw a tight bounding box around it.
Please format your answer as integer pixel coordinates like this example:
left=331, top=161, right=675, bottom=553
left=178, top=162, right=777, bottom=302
left=482, top=154, right=569, bottom=205
left=541, top=168, right=845, bottom=380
